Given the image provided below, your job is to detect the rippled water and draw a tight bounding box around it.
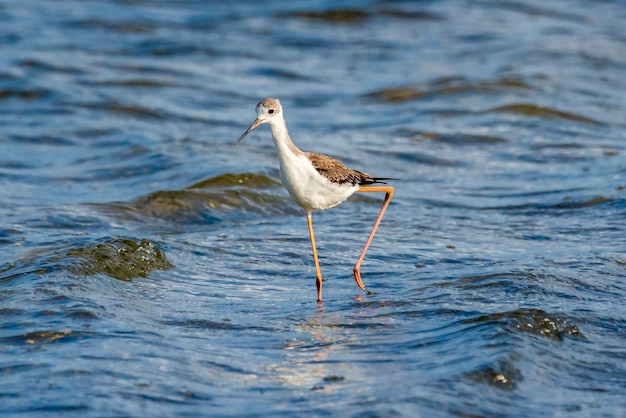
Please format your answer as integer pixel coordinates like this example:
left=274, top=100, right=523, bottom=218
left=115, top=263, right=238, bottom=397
left=1, top=0, right=625, bottom=416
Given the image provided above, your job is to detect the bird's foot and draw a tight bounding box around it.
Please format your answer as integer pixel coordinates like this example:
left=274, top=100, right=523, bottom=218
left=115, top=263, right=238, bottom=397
left=352, top=267, right=367, bottom=292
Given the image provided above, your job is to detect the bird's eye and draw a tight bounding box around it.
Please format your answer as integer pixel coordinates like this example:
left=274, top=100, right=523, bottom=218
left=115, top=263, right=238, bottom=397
left=268, top=109, right=275, bottom=114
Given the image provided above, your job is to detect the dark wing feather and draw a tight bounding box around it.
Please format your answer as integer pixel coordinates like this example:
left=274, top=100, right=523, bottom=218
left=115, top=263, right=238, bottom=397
left=306, top=152, right=390, bottom=186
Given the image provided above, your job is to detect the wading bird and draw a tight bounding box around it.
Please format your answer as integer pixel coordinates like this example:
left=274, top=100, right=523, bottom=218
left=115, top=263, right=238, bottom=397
left=235, top=98, right=394, bottom=302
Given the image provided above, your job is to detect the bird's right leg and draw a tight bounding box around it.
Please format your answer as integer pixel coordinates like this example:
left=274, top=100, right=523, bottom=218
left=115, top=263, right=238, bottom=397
left=307, top=213, right=323, bottom=303
left=353, top=186, right=395, bottom=292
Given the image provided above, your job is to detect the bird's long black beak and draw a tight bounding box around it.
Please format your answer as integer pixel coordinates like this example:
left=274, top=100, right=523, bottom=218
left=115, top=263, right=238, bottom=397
left=234, top=118, right=263, bottom=146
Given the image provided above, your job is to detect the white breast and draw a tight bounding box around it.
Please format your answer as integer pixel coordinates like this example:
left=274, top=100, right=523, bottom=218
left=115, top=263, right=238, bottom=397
left=278, top=153, right=359, bottom=212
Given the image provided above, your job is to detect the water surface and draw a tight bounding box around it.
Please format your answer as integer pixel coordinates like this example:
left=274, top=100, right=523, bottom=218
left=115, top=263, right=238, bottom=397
left=1, top=0, right=625, bottom=416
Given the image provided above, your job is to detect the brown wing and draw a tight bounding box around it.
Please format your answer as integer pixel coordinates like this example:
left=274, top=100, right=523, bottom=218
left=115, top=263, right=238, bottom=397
left=306, top=152, right=379, bottom=186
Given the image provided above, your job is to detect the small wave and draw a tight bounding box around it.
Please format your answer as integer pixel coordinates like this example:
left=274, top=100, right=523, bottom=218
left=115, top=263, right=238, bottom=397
left=160, top=318, right=275, bottom=333
left=365, top=77, right=532, bottom=102
left=398, top=129, right=508, bottom=144
left=0, top=88, right=51, bottom=101
left=477, top=195, right=614, bottom=212
left=79, top=102, right=163, bottom=119
left=281, top=9, right=369, bottom=23
left=18, top=59, right=84, bottom=74
left=7, top=134, right=77, bottom=146
left=484, top=103, right=600, bottom=124
left=1, top=329, right=75, bottom=345
left=63, top=18, right=156, bottom=34
left=376, top=149, right=459, bottom=167
left=87, top=79, right=179, bottom=88
left=95, top=173, right=293, bottom=227
left=464, top=308, right=584, bottom=341
left=463, top=356, right=522, bottom=391
left=495, top=3, right=587, bottom=22
left=247, top=67, right=311, bottom=81
left=187, top=173, right=281, bottom=190
left=282, top=8, right=441, bottom=23
left=71, top=100, right=218, bottom=124
left=549, top=196, right=612, bottom=209
left=66, top=238, right=173, bottom=281
left=124, top=38, right=217, bottom=57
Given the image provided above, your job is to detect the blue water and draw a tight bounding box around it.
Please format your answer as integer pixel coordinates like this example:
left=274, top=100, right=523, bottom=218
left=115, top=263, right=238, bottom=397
left=1, top=0, right=625, bottom=416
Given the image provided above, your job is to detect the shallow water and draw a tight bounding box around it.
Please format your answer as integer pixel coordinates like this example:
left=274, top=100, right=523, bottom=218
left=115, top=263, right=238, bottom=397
left=1, top=0, right=625, bottom=416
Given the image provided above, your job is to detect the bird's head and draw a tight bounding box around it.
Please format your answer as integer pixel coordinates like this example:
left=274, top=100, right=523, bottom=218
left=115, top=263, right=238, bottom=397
left=234, top=98, right=283, bottom=145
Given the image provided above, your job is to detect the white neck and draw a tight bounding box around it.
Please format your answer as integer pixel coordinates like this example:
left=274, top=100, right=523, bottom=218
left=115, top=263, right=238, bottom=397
left=268, top=117, right=302, bottom=157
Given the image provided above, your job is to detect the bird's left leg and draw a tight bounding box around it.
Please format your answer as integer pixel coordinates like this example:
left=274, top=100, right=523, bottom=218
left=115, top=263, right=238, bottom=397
left=353, top=186, right=395, bottom=292
left=306, top=212, right=324, bottom=302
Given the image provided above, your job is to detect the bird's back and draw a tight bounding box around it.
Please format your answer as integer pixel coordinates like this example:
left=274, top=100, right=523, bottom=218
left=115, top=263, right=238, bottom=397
left=306, top=152, right=384, bottom=186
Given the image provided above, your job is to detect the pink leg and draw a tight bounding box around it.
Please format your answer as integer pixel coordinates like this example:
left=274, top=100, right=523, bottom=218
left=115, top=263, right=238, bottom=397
left=353, top=186, right=395, bottom=292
